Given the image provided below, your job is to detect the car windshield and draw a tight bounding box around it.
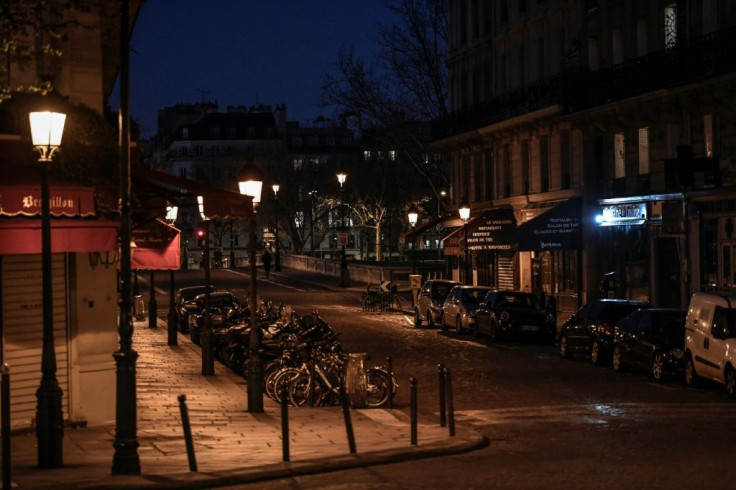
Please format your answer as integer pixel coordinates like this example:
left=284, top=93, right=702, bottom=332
left=496, top=293, right=538, bottom=309
left=433, top=284, right=455, bottom=299
left=600, top=303, right=643, bottom=323
left=211, top=296, right=237, bottom=308
left=651, top=311, right=686, bottom=340
left=462, top=290, right=487, bottom=304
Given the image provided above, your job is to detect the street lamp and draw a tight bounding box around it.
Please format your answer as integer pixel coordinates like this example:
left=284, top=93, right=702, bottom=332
left=29, top=110, right=66, bottom=468
left=197, top=196, right=215, bottom=376
left=238, top=163, right=264, bottom=413
left=272, top=180, right=281, bottom=271
left=459, top=201, right=471, bottom=285
left=336, top=168, right=348, bottom=287
left=407, top=205, right=419, bottom=275
left=165, top=204, right=178, bottom=346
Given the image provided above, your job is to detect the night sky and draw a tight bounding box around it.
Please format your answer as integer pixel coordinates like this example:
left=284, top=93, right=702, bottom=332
left=126, top=0, right=397, bottom=137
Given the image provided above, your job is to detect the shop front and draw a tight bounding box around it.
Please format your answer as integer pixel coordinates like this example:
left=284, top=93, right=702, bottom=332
left=517, top=197, right=583, bottom=321
left=595, top=194, right=687, bottom=308
left=0, top=166, right=119, bottom=429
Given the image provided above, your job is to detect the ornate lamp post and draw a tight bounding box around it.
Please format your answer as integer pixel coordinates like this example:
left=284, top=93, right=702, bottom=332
left=112, top=0, right=141, bottom=474
left=197, top=196, right=215, bottom=376
left=238, top=163, right=264, bottom=412
left=29, top=110, right=66, bottom=469
left=459, top=201, right=471, bottom=285
left=407, top=205, right=419, bottom=274
left=272, top=181, right=281, bottom=272
left=336, top=168, right=348, bottom=287
left=165, top=205, right=178, bottom=346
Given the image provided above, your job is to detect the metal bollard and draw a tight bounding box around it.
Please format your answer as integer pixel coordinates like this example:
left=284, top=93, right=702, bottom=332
left=167, top=271, right=178, bottom=346
left=338, top=384, right=357, bottom=454
left=386, top=357, right=393, bottom=409
left=444, top=368, right=455, bottom=437
left=148, top=270, right=157, bottom=328
left=410, top=377, right=417, bottom=446
left=280, top=385, right=290, bottom=462
left=177, top=395, right=198, bottom=472
left=2, top=363, right=10, bottom=490
left=438, top=363, right=446, bottom=427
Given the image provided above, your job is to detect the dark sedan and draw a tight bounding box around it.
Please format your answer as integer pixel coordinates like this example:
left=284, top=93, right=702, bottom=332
left=175, top=285, right=217, bottom=332
left=558, top=299, right=649, bottom=365
left=612, top=308, right=687, bottom=381
left=475, top=290, right=556, bottom=343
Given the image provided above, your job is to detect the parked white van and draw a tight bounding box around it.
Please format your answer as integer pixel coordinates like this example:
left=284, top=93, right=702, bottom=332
left=683, top=292, right=736, bottom=398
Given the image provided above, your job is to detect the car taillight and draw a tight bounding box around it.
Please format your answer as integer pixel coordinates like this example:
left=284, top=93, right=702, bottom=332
left=600, top=322, right=614, bottom=336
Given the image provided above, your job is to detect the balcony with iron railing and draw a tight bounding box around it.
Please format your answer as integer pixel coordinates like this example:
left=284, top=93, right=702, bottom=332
left=433, top=26, right=736, bottom=141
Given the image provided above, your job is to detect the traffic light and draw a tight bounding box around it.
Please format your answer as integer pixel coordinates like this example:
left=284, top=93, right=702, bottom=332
left=197, top=229, right=205, bottom=248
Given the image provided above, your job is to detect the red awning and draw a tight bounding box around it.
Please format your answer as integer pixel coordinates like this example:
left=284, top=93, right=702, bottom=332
left=0, top=183, right=96, bottom=217
left=0, top=219, right=118, bottom=255
left=130, top=219, right=181, bottom=270
left=133, top=166, right=254, bottom=220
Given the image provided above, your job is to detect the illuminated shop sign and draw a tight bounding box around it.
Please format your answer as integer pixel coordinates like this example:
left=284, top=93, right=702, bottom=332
left=595, top=203, right=647, bottom=226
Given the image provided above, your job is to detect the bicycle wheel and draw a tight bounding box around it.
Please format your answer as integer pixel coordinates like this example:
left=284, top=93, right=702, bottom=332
left=365, top=368, right=390, bottom=407
left=288, top=372, right=314, bottom=407
left=267, top=367, right=300, bottom=402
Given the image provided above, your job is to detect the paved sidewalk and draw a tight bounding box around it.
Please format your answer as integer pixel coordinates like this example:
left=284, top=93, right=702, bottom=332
left=7, top=316, right=484, bottom=489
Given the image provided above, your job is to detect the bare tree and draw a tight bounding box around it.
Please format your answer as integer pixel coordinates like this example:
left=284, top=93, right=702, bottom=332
left=321, top=0, right=449, bottom=201
left=1, top=0, right=85, bottom=102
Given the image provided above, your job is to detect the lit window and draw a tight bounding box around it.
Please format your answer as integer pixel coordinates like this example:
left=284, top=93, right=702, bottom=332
left=364, top=150, right=371, bottom=161
left=182, top=127, right=189, bottom=139
left=294, top=159, right=303, bottom=170
left=664, top=4, right=678, bottom=49
left=389, top=150, right=396, bottom=161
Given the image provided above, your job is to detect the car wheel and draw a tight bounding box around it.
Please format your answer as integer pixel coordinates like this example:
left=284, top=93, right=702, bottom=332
left=559, top=334, right=570, bottom=358
left=456, top=315, right=463, bottom=334
left=612, top=345, right=624, bottom=372
left=684, top=354, right=698, bottom=387
left=652, top=352, right=666, bottom=381
left=414, top=308, right=422, bottom=328
left=590, top=339, right=603, bottom=366
left=440, top=313, right=448, bottom=331
left=725, top=366, right=736, bottom=399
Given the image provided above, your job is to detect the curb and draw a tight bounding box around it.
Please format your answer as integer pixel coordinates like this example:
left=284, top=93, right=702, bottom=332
left=75, top=428, right=486, bottom=490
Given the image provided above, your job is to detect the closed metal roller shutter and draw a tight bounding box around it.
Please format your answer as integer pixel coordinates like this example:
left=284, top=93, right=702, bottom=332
left=1, top=254, right=69, bottom=429
left=497, top=253, right=515, bottom=291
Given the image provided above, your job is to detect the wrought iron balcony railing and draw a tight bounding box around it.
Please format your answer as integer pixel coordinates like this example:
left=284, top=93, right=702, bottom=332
left=433, top=26, right=736, bottom=141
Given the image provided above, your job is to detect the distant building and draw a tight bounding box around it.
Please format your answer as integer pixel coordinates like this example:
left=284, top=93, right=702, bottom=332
left=434, top=0, right=736, bottom=317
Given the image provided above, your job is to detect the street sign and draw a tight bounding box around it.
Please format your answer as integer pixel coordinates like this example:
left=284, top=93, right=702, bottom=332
left=338, top=232, right=349, bottom=246
left=380, top=280, right=391, bottom=293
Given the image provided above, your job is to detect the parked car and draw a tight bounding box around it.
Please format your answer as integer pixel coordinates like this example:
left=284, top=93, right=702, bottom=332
left=612, top=308, right=687, bottom=381
left=175, top=285, right=217, bottom=332
left=441, top=285, right=495, bottom=334
left=683, top=292, right=736, bottom=397
left=185, top=292, right=245, bottom=345
left=558, top=298, right=649, bottom=365
left=413, top=279, right=460, bottom=328
left=474, top=290, right=556, bottom=343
